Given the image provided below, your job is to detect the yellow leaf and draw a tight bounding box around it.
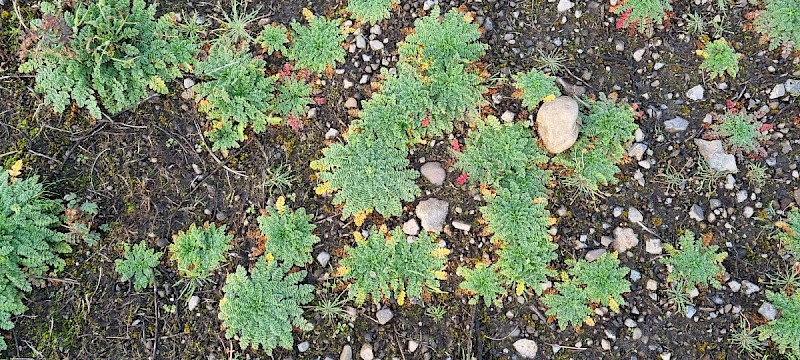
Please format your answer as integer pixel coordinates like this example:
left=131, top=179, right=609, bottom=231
left=542, top=94, right=557, bottom=103
left=315, top=182, right=332, bottom=195
left=397, top=290, right=406, bottom=306
left=301, top=8, right=315, bottom=22
left=8, top=160, right=23, bottom=178
left=583, top=316, right=596, bottom=326
left=333, top=266, right=350, bottom=277
left=696, top=49, right=708, bottom=58
left=515, top=282, right=526, bottom=296
left=275, top=196, right=286, bottom=213
left=353, top=231, right=365, bottom=243
left=463, top=13, right=474, bottom=23
left=378, top=224, right=388, bottom=235
left=608, top=297, right=620, bottom=313
left=431, top=247, right=451, bottom=258
left=353, top=210, right=368, bottom=227
left=433, top=270, right=448, bottom=280
left=265, top=253, right=275, bottom=263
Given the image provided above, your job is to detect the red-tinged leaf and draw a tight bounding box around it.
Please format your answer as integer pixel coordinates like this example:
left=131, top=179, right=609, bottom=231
left=279, top=63, right=292, bottom=77
left=725, top=99, right=738, bottom=112
left=616, top=9, right=631, bottom=30
left=287, top=114, right=302, bottom=132
left=759, top=123, right=774, bottom=133
left=421, top=115, right=430, bottom=128
left=313, top=97, right=326, bottom=105
left=456, top=173, right=469, bottom=185
left=451, top=139, right=462, bottom=153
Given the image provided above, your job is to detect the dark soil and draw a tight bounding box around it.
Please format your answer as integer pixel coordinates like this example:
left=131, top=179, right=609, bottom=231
left=1, top=0, right=799, bottom=359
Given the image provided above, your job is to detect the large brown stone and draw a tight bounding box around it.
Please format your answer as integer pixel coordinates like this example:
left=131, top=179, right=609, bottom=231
left=536, top=96, right=580, bottom=153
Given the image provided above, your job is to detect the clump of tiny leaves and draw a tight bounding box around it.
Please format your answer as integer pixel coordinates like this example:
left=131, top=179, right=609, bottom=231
left=554, top=96, right=637, bottom=198
left=755, top=0, right=800, bottom=51
left=513, top=69, right=561, bottom=109
left=777, top=208, right=800, bottom=258
left=257, top=197, right=319, bottom=268
left=115, top=242, right=162, bottom=291
left=311, top=133, right=420, bottom=223
left=346, top=0, right=396, bottom=24
left=457, top=262, right=505, bottom=306
left=337, top=226, right=449, bottom=306
left=0, top=168, right=71, bottom=351
left=169, top=223, right=233, bottom=280
left=194, top=43, right=280, bottom=153
left=611, top=0, right=673, bottom=36
left=18, top=0, right=198, bottom=119
left=287, top=10, right=346, bottom=74
left=756, top=290, right=800, bottom=358
left=218, top=256, right=313, bottom=355
left=542, top=253, right=631, bottom=329
left=699, top=38, right=740, bottom=79
left=660, top=231, right=727, bottom=294
left=399, top=6, right=487, bottom=68
left=712, top=111, right=766, bottom=153
left=455, top=116, right=548, bottom=186
left=257, top=24, right=290, bottom=56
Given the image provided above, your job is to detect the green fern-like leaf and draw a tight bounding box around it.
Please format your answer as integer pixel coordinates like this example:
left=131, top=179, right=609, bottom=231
left=168, top=223, right=232, bottom=280
left=114, top=242, right=162, bottom=291
left=579, top=96, right=638, bottom=161
left=257, top=24, right=289, bottom=55
left=611, top=0, right=673, bottom=36
left=700, top=39, right=740, bottom=79
left=346, top=0, right=396, bottom=24
left=257, top=204, right=319, bottom=268
left=399, top=6, right=487, bottom=68
left=481, top=193, right=550, bottom=246
left=274, top=76, right=313, bottom=119
left=455, top=116, right=549, bottom=186
left=513, top=69, right=561, bottom=109
left=287, top=14, right=346, bottom=74
left=457, top=262, right=505, bottom=306
left=757, top=290, right=800, bottom=357
left=778, top=208, right=800, bottom=258
left=311, top=133, right=420, bottom=220
left=712, top=111, right=766, bottom=153
left=496, top=237, right=557, bottom=295
left=219, top=257, right=314, bottom=354
left=755, top=0, right=800, bottom=51
left=569, top=253, right=630, bottom=310
left=660, top=230, right=727, bottom=292
left=542, top=279, right=592, bottom=330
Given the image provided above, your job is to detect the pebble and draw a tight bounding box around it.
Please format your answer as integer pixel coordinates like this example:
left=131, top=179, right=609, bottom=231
left=376, top=308, right=393, bottom=325
left=298, top=341, right=310, bottom=352
left=188, top=296, right=200, bottom=311
left=355, top=35, right=366, bottom=49
left=408, top=340, right=419, bottom=353
left=624, top=318, right=637, bottom=328
left=325, top=128, right=339, bottom=140
left=369, top=40, right=384, bottom=51
left=536, top=96, right=580, bottom=153
left=343, top=79, right=354, bottom=89
left=420, top=162, right=446, bottom=186
left=344, top=97, right=358, bottom=109
left=690, top=204, right=704, bottom=221
left=585, top=248, right=607, bottom=261
left=694, top=139, right=738, bottom=173
left=742, top=280, right=760, bottom=295
left=663, top=117, right=689, bottom=132
left=758, top=302, right=777, bottom=321
left=403, top=219, right=420, bottom=236
left=728, top=280, right=741, bottom=292
left=612, top=227, right=639, bottom=253
left=341, top=345, right=353, bottom=360
left=501, top=110, right=516, bottom=122
left=769, top=84, right=786, bottom=99
left=512, top=339, right=538, bottom=359
left=645, top=238, right=663, bottom=254
left=685, top=305, right=697, bottom=318
left=359, top=343, right=374, bottom=360
left=785, top=79, right=800, bottom=95
left=602, top=339, right=611, bottom=351
left=317, top=251, right=331, bottom=267
left=743, top=206, right=754, bottom=218
left=633, top=48, right=646, bottom=62
left=630, top=269, right=641, bottom=282
left=423, top=0, right=438, bottom=11
left=632, top=328, right=643, bottom=340
left=452, top=220, right=472, bottom=232
left=183, top=78, right=195, bottom=89
left=629, top=143, right=647, bottom=161
left=415, top=198, right=449, bottom=232
left=686, top=85, right=705, bottom=101
left=628, top=207, right=644, bottom=223
left=646, top=279, right=658, bottom=291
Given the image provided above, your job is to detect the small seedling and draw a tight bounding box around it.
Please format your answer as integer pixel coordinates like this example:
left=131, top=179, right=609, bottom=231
left=115, top=242, right=162, bottom=291
left=457, top=262, right=505, bottom=307
left=699, top=38, right=740, bottom=79
left=425, top=305, right=447, bottom=323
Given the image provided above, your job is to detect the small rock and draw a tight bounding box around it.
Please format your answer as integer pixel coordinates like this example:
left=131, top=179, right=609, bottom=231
left=188, top=296, right=200, bottom=311
left=632, top=328, right=643, bottom=340
left=628, top=207, right=644, bottom=223
left=452, top=220, right=472, bottom=232
left=343, top=79, right=354, bottom=89
left=317, top=251, right=331, bottom=267
left=340, top=345, right=353, bottom=360
left=359, top=343, right=374, bottom=360
left=663, top=117, right=689, bottom=132
left=376, top=308, right=393, bottom=325
left=624, top=318, right=637, bottom=328
left=415, top=198, right=449, bottom=232
left=536, top=96, right=580, bottom=153
left=633, top=48, right=646, bottom=62
left=769, top=84, right=786, bottom=99
left=183, top=78, right=195, bottom=89
left=344, top=97, right=358, bottom=109
left=408, top=340, right=419, bottom=353
left=298, top=341, right=310, bottom=352
left=688, top=287, right=700, bottom=299
left=645, top=238, right=663, bottom=254
left=743, top=206, right=754, bottom=218
left=355, top=35, right=366, bottom=49
left=369, top=40, right=384, bottom=51
left=786, top=79, right=800, bottom=95
left=742, top=280, right=760, bottom=295
left=612, top=227, right=639, bottom=253
left=630, top=269, right=641, bottom=282
left=501, top=110, right=516, bottom=122
left=402, top=219, right=420, bottom=236
left=690, top=204, right=704, bottom=221
left=728, top=280, right=741, bottom=292
left=694, top=139, right=738, bottom=173
left=758, top=302, right=777, bottom=321
left=685, top=305, right=697, bottom=319
left=557, top=0, right=575, bottom=12
left=585, top=248, right=607, bottom=261
left=686, top=85, right=705, bottom=101
left=601, top=339, right=611, bottom=351
left=420, top=162, right=446, bottom=186
left=423, top=0, right=438, bottom=11
left=646, top=279, right=658, bottom=291
left=325, top=128, right=339, bottom=140
left=513, top=339, right=538, bottom=359
left=628, top=143, right=647, bottom=161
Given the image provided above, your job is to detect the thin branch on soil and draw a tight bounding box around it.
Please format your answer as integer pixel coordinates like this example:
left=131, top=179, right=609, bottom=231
left=485, top=326, right=519, bottom=341
left=12, top=0, right=29, bottom=32
left=28, top=149, right=62, bottom=164
left=152, top=268, right=159, bottom=360
left=90, top=148, right=110, bottom=190
left=544, top=342, right=588, bottom=351
left=528, top=302, right=548, bottom=324
left=392, top=326, right=407, bottom=360
left=37, top=277, right=80, bottom=285
left=0, top=150, right=20, bottom=159
left=192, top=120, right=249, bottom=178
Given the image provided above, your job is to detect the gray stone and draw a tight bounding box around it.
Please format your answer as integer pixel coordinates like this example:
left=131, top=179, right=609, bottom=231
left=628, top=207, right=644, bottom=223
left=758, top=302, right=777, bottom=321
left=664, top=117, right=689, bottom=132
left=340, top=345, right=353, bottom=360
left=369, top=40, right=384, bottom=51
left=183, top=78, right=195, bottom=89
left=298, top=341, right=310, bottom=352
left=415, top=198, right=449, bottom=232
left=628, top=143, right=647, bottom=161
left=612, top=227, right=639, bottom=253
left=769, top=84, right=786, bottom=99
left=452, top=220, right=471, bottom=232
left=359, top=343, right=374, bottom=360
left=686, top=85, right=705, bottom=101
left=316, top=251, right=331, bottom=267
left=685, top=305, right=697, bottom=319
left=633, top=48, right=646, bottom=62
left=408, top=340, right=419, bottom=353
left=501, top=110, right=516, bottom=122
left=513, top=339, right=538, bottom=359
left=420, top=162, right=446, bottom=186
left=645, top=238, right=663, bottom=254
left=376, top=308, right=393, bottom=325
left=694, top=139, right=738, bottom=173
left=325, top=128, right=339, bottom=140
left=355, top=35, right=366, bottom=49
left=585, top=248, right=607, bottom=261
left=536, top=96, right=580, bottom=154
left=786, top=79, right=800, bottom=95
left=402, top=219, right=420, bottom=236
left=423, top=0, right=438, bottom=11
left=690, top=204, right=704, bottom=221
left=728, top=280, right=741, bottom=292
left=742, top=280, right=761, bottom=295
left=188, top=296, right=200, bottom=311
